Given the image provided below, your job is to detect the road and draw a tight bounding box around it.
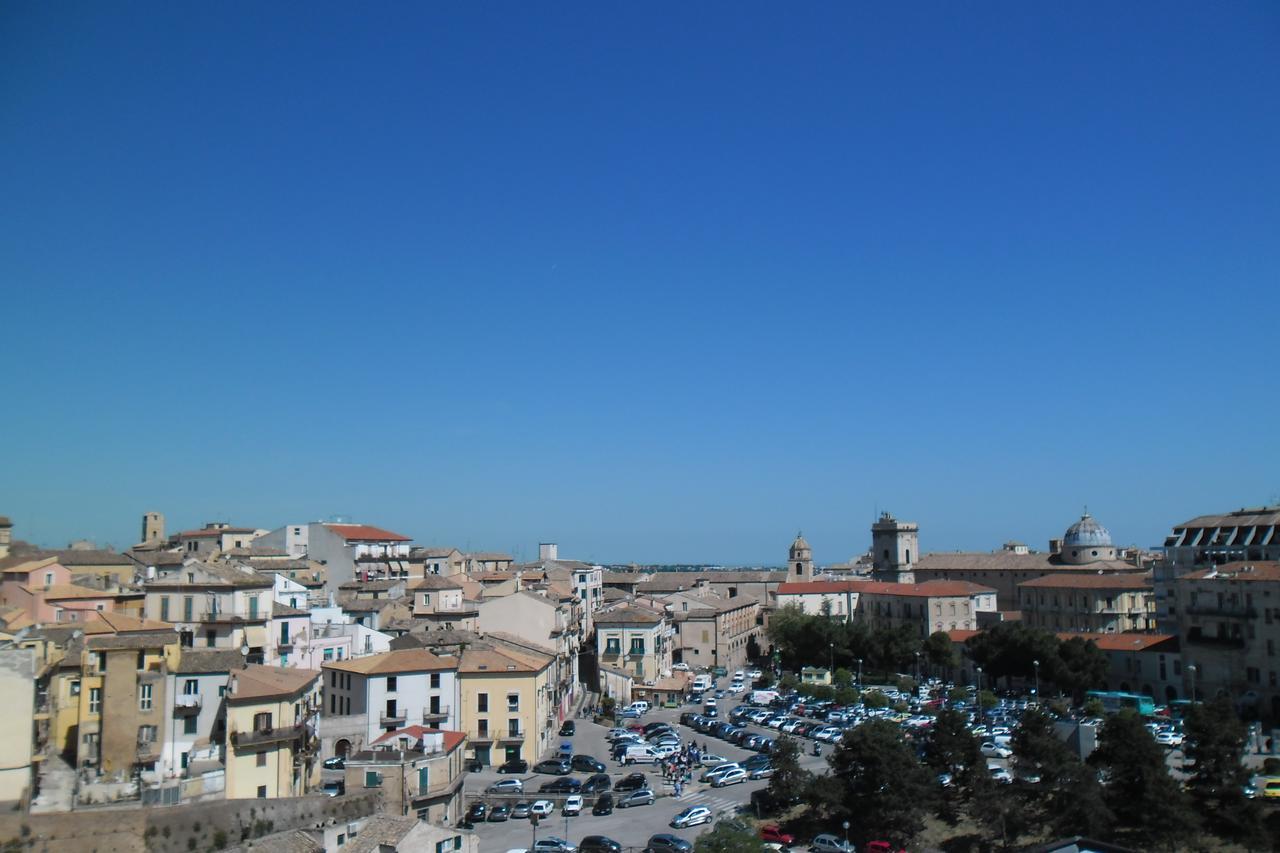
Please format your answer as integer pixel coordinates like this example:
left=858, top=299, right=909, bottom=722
left=463, top=680, right=829, bottom=850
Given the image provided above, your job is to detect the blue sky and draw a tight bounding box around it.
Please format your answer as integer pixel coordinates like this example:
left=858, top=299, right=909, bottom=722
left=2, top=3, right=1277, bottom=563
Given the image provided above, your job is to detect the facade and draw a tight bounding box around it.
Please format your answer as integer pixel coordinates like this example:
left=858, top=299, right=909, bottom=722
left=142, top=559, right=275, bottom=659
left=0, top=647, right=35, bottom=802
left=787, top=534, right=814, bottom=582
left=464, top=552, right=515, bottom=573
left=1060, top=632, right=1182, bottom=702
left=871, top=512, right=919, bottom=583
left=321, top=649, right=460, bottom=755
left=0, top=558, right=72, bottom=623
left=776, top=581, right=862, bottom=619
left=413, top=547, right=466, bottom=577
left=776, top=579, right=996, bottom=635
left=665, top=591, right=760, bottom=672
left=1019, top=573, right=1156, bottom=633
left=176, top=523, right=262, bottom=557
left=476, top=590, right=581, bottom=719
left=456, top=644, right=554, bottom=767
left=256, top=522, right=412, bottom=588
left=1174, top=561, right=1280, bottom=718
left=594, top=605, right=670, bottom=683
left=344, top=726, right=467, bottom=822
left=410, top=575, right=479, bottom=631
left=224, top=665, right=321, bottom=799
left=1158, top=506, right=1280, bottom=625
left=160, top=648, right=241, bottom=779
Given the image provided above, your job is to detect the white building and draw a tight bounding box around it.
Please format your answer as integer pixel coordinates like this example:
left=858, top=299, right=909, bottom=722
left=256, top=522, right=413, bottom=588
left=321, top=649, right=461, bottom=754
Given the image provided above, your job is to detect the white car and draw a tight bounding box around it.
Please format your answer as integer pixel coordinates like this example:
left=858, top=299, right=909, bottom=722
left=672, top=662, right=691, bottom=672
left=698, top=752, right=730, bottom=765
left=712, top=768, right=748, bottom=787
left=652, top=743, right=680, bottom=759
left=1154, top=731, right=1184, bottom=747
left=530, top=800, right=555, bottom=817
left=781, top=719, right=803, bottom=733
left=981, top=742, right=1012, bottom=759
left=561, top=795, right=583, bottom=815
left=700, top=763, right=740, bottom=783
left=670, top=805, right=713, bottom=828
left=989, top=766, right=1013, bottom=784
left=748, top=669, right=763, bottom=680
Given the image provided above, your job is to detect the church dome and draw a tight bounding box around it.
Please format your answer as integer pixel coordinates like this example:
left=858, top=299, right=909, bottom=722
left=1064, top=513, right=1112, bottom=548
left=790, top=533, right=811, bottom=553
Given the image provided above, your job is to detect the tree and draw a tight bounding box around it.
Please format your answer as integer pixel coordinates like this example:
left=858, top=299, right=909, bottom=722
left=1052, top=636, right=1108, bottom=702
left=1089, top=712, right=1199, bottom=850
left=1184, top=697, right=1267, bottom=845
left=832, top=667, right=853, bottom=688
left=966, top=623, right=1059, bottom=684
left=766, top=736, right=812, bottom=808
left=969, top=772, right=1033, bottom=849
left=824, top=719, right=934, bottom=846
left=693, top=822, right=769, bottom=853
left=1013, top=708, right=1114, bottom=838
left=1011, top=708, right=1074, bottom=786
left=923, top=630, right=959, bottom=674
left=923, top=709, right=984, bottom=786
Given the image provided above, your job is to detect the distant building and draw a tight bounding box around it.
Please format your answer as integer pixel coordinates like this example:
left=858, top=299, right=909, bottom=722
left=1019, top=573, right=1155, bottom=633
left=224, top=665, right=321, bottom=799
left=256, top=522, right=413, bottom=588
left=175, top=523, right=263, bottom=557
left=1157, top=506, right=1280, bottom=625
left=344, top=726, right=468, bottom=823
left=0, top=647, right=34, bottom=802
left=871, top=513, right=918, bottom=583
left=776, top=579, right=996, bottom=636
left=788, top=534, right=814, bottom=582
left=140, top=512, right=165, bottom=548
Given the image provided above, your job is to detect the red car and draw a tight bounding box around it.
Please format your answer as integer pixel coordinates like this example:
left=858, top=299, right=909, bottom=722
left=866, top=843, right=906, bottom=853
left=760, top=825, right=796, bottom=845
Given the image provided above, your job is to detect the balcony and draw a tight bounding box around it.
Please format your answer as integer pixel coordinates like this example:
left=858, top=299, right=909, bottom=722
left=379, top=711, right=408, bottom=727
left=230, top=722, right=306, bottom=748
left=174, top=694, right=203, bottom=714
left=421, top=705, right=451, bottom=723
left=497, top=729, right=525, bottom=744
left=136, top=739, right=160, bottom=761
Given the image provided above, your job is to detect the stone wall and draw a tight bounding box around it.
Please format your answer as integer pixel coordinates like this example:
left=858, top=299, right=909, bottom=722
left=0, top=791, right=381, bottom=853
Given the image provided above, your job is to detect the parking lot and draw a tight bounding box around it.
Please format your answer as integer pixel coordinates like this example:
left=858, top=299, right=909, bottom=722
left=461, top=676, right=832, bottom=851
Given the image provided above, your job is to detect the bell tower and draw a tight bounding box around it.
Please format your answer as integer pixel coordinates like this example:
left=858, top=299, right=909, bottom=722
left=789, top=533, right=814, bottom=582
left=871, top=512, right=918, bottom=583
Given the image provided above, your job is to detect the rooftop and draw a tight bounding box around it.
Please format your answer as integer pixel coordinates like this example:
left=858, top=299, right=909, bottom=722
left=1174, top=507, right=1280, bottom=530
left=323, top=523, right=411, bottom=542
left=228, top=665, right=319, bottom=702
left=1019, top=573, right=1153, bottom=590
left=175, top=648, right=249, bottom=673
left=1182, top=561, right=1280, bottom=582
left=594, top=605, right=663, bottom=625
left=323, top=648, right=456, bottom=675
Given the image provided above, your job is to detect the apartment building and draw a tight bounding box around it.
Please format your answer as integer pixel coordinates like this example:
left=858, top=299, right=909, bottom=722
left=1158, top=506, right=1280, bottom=624
left=410, top=575, right=478, bottom=631
left=142, top=560, right=275, bottom=659
left=344, top=726, right=467, bottom=822
left=413, top=547, right=466, bottom=577
left=664, top=591, right=761, bottom=672
left=477, top=589, right=582, bottom=719
left=456, top=644, right=554, bottom=768
left=256, top=522, right=413, bottom=588
left=1174, top=561, right=1280, bottom=719
left=0, top=648, right=35, bottom=802
left=320, top=649, right=460, bottom=757
left=225, top=665, right=321, bottom=799
left=1059, top=632, right=1182, bottom=702
left=594, top=605, right=671, bottom=683
left=160, top=648, right=242, bottom=778
left=857, top=581, right=997, bottom=637
left=1019, top=573, right=1156, bottom=633
left=176, top=523, right=263, bottom=557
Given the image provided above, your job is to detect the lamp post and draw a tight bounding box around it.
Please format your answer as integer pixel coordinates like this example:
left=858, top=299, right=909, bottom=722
left=829, top=642, right=835, bottom=677
left=1033, top=659, right=1040, bottom=698
left=915, top=651, right=922, bottom=687
left=1187, top=664, right=1197, bottom=703
left=856, top=658, right=863, bottom=688
left=843, top=819, right=850, bottom=848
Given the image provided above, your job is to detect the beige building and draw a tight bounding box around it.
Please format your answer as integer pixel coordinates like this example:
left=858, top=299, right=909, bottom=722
left=1175, top=561, right=1280, bottom=719
left=1019, top=573, right=1155, bottom=633
left=0, top=647, right=35, bottom=802
left=662, top=591, right=760, bottom=673
left=143, top=559, right=275, bottom=658
left=776, top=580, right=996, bottom=636
left=456, top=643, right=553, bottom=768
left=595, top=605, right=671, bottom=683
left=1060, top=632, right=1182, bottom=703
left=344, top=726, right=467, bottom=822
left=225, top=665, right=321, bottom=799
left=410, top=575, right=478, bottom=631
left=476, top=589, right=582, bottom=720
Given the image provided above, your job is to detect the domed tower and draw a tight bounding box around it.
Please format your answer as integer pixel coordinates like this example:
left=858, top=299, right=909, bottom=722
left=1060, top=511, right=1117, bottom=565
left=789, top=533, right=814, bottom=581
left=871, top=512, right=918, bottom=583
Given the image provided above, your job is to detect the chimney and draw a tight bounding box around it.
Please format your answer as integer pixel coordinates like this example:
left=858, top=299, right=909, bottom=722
left=539, top=543, right=558, bottom=561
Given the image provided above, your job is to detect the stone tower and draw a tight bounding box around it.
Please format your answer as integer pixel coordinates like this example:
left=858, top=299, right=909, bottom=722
left=141, top=511, right=165, bottom=546
left=870, top=512, right=917, bottom=583
left=0, top=516, right=11, bottom=560
left=789, top=533, right=814, bottom=582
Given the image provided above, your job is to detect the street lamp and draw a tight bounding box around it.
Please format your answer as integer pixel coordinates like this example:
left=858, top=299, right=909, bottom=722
left=829, top=642, right=835, bottom=676
left=842, top=819, right=850, bottom=847
left=1186, top=664, right=1197, bottom=703
left=915, top=651, right=922, bottom=686
left=856, top=658, right=863, bottom=688
left=1033, top=659, right=1040, bottom=698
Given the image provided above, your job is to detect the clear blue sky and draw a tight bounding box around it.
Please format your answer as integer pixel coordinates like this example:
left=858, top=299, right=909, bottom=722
left=3, top=3, right=1278, bottom=564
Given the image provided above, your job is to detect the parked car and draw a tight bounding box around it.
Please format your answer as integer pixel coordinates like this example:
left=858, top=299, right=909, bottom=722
left=579, top=836, right=623, bottom=853
left=615, top=788, right=656, bottom=808
left=562, top=795, right=584, bottom=816
left=465, top=802, right=487, bottom=822
left=540, top=777, right=583, bottom=794
left=592, top=792, right=615, bottom=815
left=749, top=764, right=774, bottom=780
left=645, top=834, right=693, bottom=852
left=498, top=758, right=530, bottom=774
left=581, top=773, right=612, bottom=794
left=560, top=720, right=577, bottom=737
left=759, top=825, right=795, bottom=845
left=712, top=768, right=748, bottom=787
left=488, top=804, right=511, bottom=822
left=572, top=754, right=606, bottom=773
left=614, top=772, right=649, bottom=792
left=810, top=834, right=856, bottom=852
left=535, top=758, right=573, bottom=775
left=532, top=837, right=577, bottom=852
left=530, top=800, right=555, bottom=817
left=487, top=778, right=524, bottom=794
left=322, top=756, right=345, bottom=770
left=671, top=806, right=713, bottom=828
left=981, top=742, right=1013, bottom=759
left=512, top=801, right=533, bottom=818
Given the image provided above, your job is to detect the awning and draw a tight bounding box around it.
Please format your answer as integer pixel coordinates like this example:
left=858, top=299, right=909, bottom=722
left=244, top=626, right=268, bottom=648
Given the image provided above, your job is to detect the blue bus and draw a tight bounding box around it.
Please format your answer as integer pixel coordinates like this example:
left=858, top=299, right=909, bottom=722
left=1086, top=690, right=1156, bottom=716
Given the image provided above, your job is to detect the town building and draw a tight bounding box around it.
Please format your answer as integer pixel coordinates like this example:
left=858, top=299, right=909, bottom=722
left=1060, top=632, right=1182, bottom=703
left=176, top=523, right=263, bottom=557
left=0, top=647, right=35, bottom=802
left=1157, top=506, right=1280, bottom=625
left=256, top=522, right=413, bottom=588
left=343, top=725, right=467, bottom=822
left=662, top=590, right=760, bottom=673
left=775, top=579, right=996, bottom=635
left=594, top=605, right=671, bottom=684
left=142, top=560, right=275, bottom=660
left=320, top=648, right=460, bottom=758
left=456, top=643, right=554, bottom=768
left=160, top=648, right=243, bottom=779
left=476, top=590, right=582, bottom=720
left=413, top=547, right=466, bottom=577
left=1019, top=573, right=1156, bottom=633
left=410, top=575, right=479, bottom=631
left=224, top=665, right=321, bottom=799
left=871, top=513, right=918, bottom=583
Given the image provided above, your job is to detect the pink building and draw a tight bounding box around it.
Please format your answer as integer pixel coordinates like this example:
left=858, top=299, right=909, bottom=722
left=0, top=557, right=72, bottom=623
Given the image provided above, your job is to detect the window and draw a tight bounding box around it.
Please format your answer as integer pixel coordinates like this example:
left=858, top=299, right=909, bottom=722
left=508, top=719, right=520, bottom=737
left=418, top=767, right=429, bottom=792
left=365, top=771, right=380, bottom=788
left=139, top=684, right=153, bottom=712
left=257, top=785, right=267, bottom=799
left=430, top=673, right=440, bottom=689
left=477, top=693, right=488, bottom=713
left=184, top=715, right=198, bottom=735
left=280, top=622, right=290, bottom=645
left=254, top=712, right=272, bottom=731
left=138, top=724, right=157, bottom=743
left=507, top=693, right=519, bottom=712
left=206, top=630, right=216, bottom=648
left=70, top=680, right=81, bottom=697
left=257, top=751, right=268, bottom=767
left=477, top=719, right=488, bottom=737
left=387, top=677, right=397, bottom=692
left=324, top=648, right=334, bottom=661
left=160, top=597, right=170, bottom=621
left=248, top=596, right=259, bottom=620
left=137, top=650, right=146, bottom=670
left=605, top=637, right=620, bottom=655
left=630, top=637, right=645, bottom=655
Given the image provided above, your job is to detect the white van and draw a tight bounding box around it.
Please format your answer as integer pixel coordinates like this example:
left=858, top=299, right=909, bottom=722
left=622, top=744, right=660, bottom=764
left=626, top=701, right=650, bottom=715
left=692, top=674, right=713, bottom=692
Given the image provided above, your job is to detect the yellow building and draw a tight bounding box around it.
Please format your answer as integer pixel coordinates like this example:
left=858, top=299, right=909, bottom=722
left=225, top=665, right=321, bottom=799
left=456, top=643, right=553, bottom=768
left=344, top=726, right=468, bottom=822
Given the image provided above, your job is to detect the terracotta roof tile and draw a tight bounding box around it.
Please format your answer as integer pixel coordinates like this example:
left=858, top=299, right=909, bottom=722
left=322, top=648, right=456, bottom=675
left=323, top=523, right=411, bottom=542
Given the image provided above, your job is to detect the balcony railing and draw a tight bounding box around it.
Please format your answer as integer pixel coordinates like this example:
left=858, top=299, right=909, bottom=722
left=230, top=722, right=306, bottom=748
left=174, top=694, right=203, bottom=713
left=1186, top=605, right=1258, bottom=619
left=380, top=711, right=408, bottom=727
left=421, top=705, right=451, bottom=723
left=497, top=729, right=525, bottom=744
